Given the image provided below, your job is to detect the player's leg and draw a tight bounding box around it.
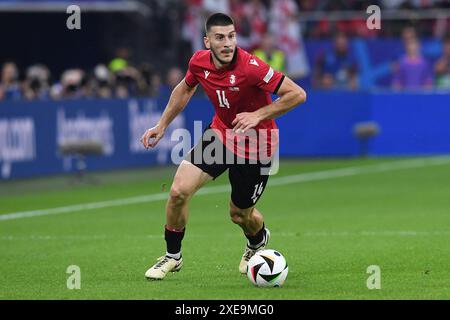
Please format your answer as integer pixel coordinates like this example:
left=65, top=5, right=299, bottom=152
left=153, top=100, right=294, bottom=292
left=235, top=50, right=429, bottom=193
left=228, top=163, right=271, bottom=274
left=145, top=160, right=213, bottom=280
left=165, top=159, right=213, bottom=254
left=229, top=202, right=264, bottom=238
left=146, top=125, right=229, bottom=280
left=230, top=202, right=271, bottom=274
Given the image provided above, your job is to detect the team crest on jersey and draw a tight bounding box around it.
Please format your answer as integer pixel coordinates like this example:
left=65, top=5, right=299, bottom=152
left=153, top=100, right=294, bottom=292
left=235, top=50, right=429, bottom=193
left=204, top=70, right=210, bottom=79
left=249, top=59, right=259, bottom=66
left=230, top=74, right=236, bottom=84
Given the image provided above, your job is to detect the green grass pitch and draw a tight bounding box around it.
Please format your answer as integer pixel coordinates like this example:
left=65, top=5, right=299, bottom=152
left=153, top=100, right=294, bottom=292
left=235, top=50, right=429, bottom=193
left=0, top=157, right=449, bottom=299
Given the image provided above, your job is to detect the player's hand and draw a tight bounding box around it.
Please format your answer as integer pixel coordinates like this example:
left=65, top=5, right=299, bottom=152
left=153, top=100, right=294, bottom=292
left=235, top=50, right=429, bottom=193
left=141, top=124, right=165, bottom=149
left=232, top=112, right=261, bottom=133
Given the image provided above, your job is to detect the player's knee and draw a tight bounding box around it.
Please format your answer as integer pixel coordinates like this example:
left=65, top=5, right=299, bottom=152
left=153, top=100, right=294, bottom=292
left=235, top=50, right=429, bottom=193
left=229, top=204, right=252, bottom=225
left=230, top=210, right=243, bottom=224
left=169, top=185, right=190, bottom=206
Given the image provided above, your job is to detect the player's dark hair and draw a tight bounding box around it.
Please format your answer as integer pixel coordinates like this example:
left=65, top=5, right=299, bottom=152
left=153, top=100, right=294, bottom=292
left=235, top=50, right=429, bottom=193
left=205, top=13, right=234, bottom=34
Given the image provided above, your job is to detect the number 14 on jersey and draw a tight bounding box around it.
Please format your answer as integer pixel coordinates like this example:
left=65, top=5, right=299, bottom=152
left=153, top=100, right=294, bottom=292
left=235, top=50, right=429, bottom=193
left=216, top=90, right=230, bottom=109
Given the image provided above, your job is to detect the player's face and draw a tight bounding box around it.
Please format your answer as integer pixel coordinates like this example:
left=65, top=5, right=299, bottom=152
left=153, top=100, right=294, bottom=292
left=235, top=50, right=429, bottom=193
left=205, top=25, right=237, bottom=66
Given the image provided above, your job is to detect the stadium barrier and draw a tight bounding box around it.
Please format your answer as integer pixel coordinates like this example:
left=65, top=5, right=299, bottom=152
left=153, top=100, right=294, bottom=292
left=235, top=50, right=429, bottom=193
left=0, top=90, right=449, bottom=179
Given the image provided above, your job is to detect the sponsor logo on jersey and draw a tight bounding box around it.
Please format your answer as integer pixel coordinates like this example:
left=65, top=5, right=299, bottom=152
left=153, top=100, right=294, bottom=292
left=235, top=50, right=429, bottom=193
left=229, top=86, right=240, bottom=91
left=249, top=59, right=259, bottom=66
left=204, top=70, right=210, bottom=79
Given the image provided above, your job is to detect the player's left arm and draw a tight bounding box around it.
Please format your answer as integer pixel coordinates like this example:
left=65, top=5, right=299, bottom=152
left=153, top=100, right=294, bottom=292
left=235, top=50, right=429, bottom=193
left=232, top=76, right=307, bottom=133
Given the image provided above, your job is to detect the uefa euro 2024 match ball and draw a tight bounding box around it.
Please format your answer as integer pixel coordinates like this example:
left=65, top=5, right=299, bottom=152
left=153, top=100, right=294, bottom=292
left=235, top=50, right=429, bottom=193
left=246, top=249, right=288, bottom=287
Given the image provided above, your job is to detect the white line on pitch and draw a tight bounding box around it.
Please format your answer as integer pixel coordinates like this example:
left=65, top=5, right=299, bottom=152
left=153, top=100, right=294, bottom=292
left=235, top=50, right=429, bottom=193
left=1, top=230, right=449, bottom=241
left=1, top=156, right=449, bottom=221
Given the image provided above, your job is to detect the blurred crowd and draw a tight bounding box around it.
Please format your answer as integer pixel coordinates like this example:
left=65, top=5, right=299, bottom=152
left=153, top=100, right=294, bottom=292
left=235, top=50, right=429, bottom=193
left=1, top=0, right=450, bottom=102
left=0, top=47, right=186, bottom=102
left=313, top=27, right=450, bottom=90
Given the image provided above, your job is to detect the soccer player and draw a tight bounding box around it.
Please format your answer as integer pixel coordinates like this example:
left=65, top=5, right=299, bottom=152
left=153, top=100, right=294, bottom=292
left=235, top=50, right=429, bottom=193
left=141, top=13, right=306, bottom=280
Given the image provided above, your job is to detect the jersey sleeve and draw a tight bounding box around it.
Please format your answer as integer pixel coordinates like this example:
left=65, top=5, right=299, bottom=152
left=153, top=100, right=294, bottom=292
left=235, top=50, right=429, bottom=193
left=184, top=53, right=199, bottom=88
left=247, top=55, right=285, bottom=95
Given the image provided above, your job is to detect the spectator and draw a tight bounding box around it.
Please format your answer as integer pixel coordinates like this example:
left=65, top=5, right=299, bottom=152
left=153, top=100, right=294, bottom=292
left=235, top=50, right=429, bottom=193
left=252, top=33, right=286, bottom=72
left=182, top=0, right=231, bottom=54
left=182, top=0, right=206, bottom=53
left=23, top=64, right=51, bottom=100
left=108, top=47, right=131, bottom=74
left=402, top=25, right=418, bottom=45
left=392, top=25, right=418, bottom=62
left=220, top=0, right=269, bottom=51
left=114, top=66, right=142, bottom=99
left=92, top=64, right=113, bottom=99
left=50, top=69, right=86, bottom=100
left=434, top=37, right=450, bottom=89
left=229, top=0, right=247, bottom=41
left=137, top=63, right=158, bottom=97
left=269, top=0, right=309, bottom=79
left=166, top=67, right=184, bottom=91
left=0, top=62, right=22, bottom=101
left=149, top=72, right=163, bottom=97
left=159, top=67, right=184, bottom=98
left=315, top=32, right=359, bottom=89
left=242, top=0, right=269, bottom=51
left=392, top=39, right=433, bottom=89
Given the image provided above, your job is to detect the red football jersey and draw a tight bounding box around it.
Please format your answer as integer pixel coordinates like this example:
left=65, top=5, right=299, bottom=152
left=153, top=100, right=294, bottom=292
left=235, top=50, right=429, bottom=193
left=184, top=47, right=284, bottom=160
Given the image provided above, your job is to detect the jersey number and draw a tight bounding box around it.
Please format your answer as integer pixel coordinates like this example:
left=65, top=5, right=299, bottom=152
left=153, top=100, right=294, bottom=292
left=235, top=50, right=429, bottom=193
left=216, top=90, right=230, bottom=109
left=251, top=182, right=264, bottom=203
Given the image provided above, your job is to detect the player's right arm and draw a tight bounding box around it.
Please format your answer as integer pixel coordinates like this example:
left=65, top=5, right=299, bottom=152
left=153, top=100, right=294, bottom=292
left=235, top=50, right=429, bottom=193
left=141, top=79, right=197, bottom=149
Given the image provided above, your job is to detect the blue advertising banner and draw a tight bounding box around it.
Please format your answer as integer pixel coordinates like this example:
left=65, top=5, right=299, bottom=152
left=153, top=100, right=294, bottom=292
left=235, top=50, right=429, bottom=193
left=1, top=91, right=449, bottom=180
left=370, top=91, right=450, bottom=155
left=276, top=90, right=371, bottom=157
left=0, top=98, right=190, bottom=179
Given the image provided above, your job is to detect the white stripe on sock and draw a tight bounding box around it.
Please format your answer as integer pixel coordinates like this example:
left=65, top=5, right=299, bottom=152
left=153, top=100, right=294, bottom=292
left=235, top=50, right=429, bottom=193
left=166, top=252, right=181, bottom=260
left=247, top=231, right=266, bottom=249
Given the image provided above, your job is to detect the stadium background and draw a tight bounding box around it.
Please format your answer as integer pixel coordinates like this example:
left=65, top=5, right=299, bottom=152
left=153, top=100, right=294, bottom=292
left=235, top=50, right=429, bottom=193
left=1, top=0, right=449, bottom=300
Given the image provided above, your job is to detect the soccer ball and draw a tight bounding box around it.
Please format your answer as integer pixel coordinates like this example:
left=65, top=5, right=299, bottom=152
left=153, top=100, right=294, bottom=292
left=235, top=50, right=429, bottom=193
left=246, top=249, right=288, bottom=287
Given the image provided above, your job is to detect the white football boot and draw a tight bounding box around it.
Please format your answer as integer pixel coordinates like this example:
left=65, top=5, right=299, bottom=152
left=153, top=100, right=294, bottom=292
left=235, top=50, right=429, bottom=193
left=239, top=228, right=271, bottom=274
left=145, top=255, right=183, bottom=280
